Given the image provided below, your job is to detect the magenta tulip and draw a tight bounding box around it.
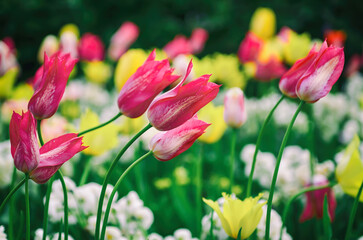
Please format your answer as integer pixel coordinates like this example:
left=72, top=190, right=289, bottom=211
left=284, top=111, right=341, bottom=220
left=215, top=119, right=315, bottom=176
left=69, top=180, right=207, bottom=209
left=224, top=88, right=247, bottom=128
left=147, top=60, right=220, bottom=131
left=189, top=28, right=209, bottom=54
left=78, top=33, right=105, bottom=61
left=28, top=52, right=77, bottom=119
left=117, top=49, right=179, bottom=118
left=149, top=116, right=210, bottom=161
left=237, top=32, right=264, bottom=63
left=163, top=35, right=193, bottom=59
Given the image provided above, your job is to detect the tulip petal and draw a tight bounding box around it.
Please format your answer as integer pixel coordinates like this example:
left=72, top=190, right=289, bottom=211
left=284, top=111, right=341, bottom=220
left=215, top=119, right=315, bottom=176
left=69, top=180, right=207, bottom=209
left=202, top=198, right=232, bottom=237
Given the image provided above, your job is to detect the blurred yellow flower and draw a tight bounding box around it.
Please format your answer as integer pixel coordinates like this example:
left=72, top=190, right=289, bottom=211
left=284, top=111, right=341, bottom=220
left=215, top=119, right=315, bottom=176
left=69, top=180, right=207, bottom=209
left=173, top=166, right=190, bottom=185
left=59, top=23, right=80, bottom=38
left=203, top=193, right=265, bottom=239
left=78, top=109, right=119, bottom=156
left=336, top=135, right=363, bottom=202
left=114, top=49, right=148, bottom=91
left=10, top=83, right=33, bottom=100
left=118, top=115, right=148, bottom=135
left=282, top=31, right=311, bottom=65
left=83, top=61, right=112, bottom=85
left=198, top=103, right=227, bottom=144
left=60, top=100, right=81, bottom=119
left=154, top=178, right=172, bottom=190
left=0, top=68, right=18, bottom=98
left=250, top=8, right=276, bottom=40
left=258, top=38, right=283, bottom=63
left=212, top=54, right=246, bottom=88
left=193, top=55, right=214, bottom=78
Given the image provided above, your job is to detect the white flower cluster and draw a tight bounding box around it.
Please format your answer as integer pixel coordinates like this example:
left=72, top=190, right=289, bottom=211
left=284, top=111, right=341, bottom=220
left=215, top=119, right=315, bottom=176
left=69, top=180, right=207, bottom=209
left=0, top=141, right=14, bottom=188
left=34, top=228, right=75, bottom=240
left=0, top=226, right=7, bottom=240
left=149, top=229, right=198, bottom=240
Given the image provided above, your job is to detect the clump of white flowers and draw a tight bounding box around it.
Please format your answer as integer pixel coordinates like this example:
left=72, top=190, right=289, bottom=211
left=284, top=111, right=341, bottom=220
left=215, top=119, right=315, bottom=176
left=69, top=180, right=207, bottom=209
left=0, top=226, right=7, bottom=240
left=0, top=141, right=14, bottom=188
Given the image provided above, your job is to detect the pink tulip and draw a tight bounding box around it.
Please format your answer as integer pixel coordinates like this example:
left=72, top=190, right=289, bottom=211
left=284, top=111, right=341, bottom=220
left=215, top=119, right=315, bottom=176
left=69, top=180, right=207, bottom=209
left=296, top=40, right=344, bottom=103
left=108, top=21, right=139, bottom=61
left=254, top=57, right=287, bottom=82
left=28, top=52, right=77, bottom=119
left=189, top=28, right=209, bottom=54
left=279, top=45, right=319, bottom=98
left=30, top=133, right=87, bottom=184
left=224, top=88, right=247, bottom=128
left=117, top=49, right=179, bottom=118
left=78, top=33, right=105, bottom=61
left=344, top=54, right=361, bottom=77
left=0, top=40, right=18, bottom=76
left=60, top=31, right=78, bottom=59
left=2, top=37, right=16, bottom=55
left=163, top=35, right=193, bottom=59
left=237, top=32, right=264, bottom=63
left=9, top=111, right=39, bottom=173
left=149, top=116, right=210, bottom=161
left=300, top=175, right=337, bottom=222
left=9, top=111, right=87, bottom=183
left=147, top=60, right=220, bottom=131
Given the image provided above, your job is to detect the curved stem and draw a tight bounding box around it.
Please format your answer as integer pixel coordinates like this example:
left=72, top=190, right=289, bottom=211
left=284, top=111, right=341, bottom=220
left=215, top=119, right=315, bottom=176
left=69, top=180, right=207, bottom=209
left=344, top=179, right=363, bottom=240
left=37, top=120, right=44, bottom=146
left=0, top=178, right=26, bottom=214
left=100, top=151, right=152, bottom=240
left=265, top=100, right=305, bottom=240
left=25, top=174, right=30, bottom=240
left=279, top=182, right=336, bottom=240
left=78, top=112, right=122, bottom=136
left=246, top=95, right=284, bottom=198
left=196, top=143, right=203, bottom=236
left=42, top=176, right=54, bottom=240
left=79, top=155, right=91, bottom=186
left=94, top=123, right=152, bottom=240
left=57, top=171, right=68, bottom=240
left=229, top=128, right=237, bottom=194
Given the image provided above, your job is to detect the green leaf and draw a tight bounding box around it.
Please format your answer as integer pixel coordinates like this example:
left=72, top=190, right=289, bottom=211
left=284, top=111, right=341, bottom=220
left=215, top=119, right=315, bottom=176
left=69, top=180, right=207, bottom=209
left=236, top=226, right=243, bottom=240
left=323, top=194, right=332, bottom=240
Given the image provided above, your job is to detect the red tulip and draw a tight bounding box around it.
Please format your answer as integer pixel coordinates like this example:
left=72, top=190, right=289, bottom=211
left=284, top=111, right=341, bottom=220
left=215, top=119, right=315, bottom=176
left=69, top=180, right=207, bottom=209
left=254, top=57, right=287, bottom=82
left=147, top=60, right=220, bottom=131
left=117, top=49, right=179, bottom=118
left=163, top=35, right=193, bottom=59
left=28, top=52, right=77, bottom=119
left=78, top=33, right=105, bottom=61
left=237, top=32, right=264, bottom=63
left=324, top=30, right=346, bottom=48
left=149, top=116, right=210, bottom=161
left=190, top=28, right=209, bottom=54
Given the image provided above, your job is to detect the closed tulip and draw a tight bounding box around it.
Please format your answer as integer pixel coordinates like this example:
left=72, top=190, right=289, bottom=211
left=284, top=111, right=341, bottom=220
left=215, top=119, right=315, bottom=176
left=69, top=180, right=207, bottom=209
left=78, top=33, right=105, bottom=61
left=147, top=60, right=220, bottom=131
left=224, top=88, right=247, bottom=128
left=37, top=35, right=59, bottom=63
left=117, top=49, right=179, bottom=118
left=237, top=32, right=264, bottom=63
left=163, top=35, right=193, bottom=59
left=249, top=8, right=276, bottom=40
left=149, top=116, right=209, bottom=161
left=28, top=52, right=77, bottom=119
left=189, top=28, right=209, bottom=54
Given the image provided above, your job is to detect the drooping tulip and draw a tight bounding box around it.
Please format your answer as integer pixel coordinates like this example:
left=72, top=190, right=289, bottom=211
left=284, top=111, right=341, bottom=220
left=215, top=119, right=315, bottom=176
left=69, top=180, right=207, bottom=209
left=78, top=33, right=105, bottom=61
left=296, top=40, right=345, bottom=103
left=224, top=88, right=247, bottom=128
left=108, top=21, right=139, bottom=61
left=28, top=52, right=77, bottom=119
left=300, top=175, right=337, bottom=222
left=117, top=49, right=179, bottom=118
left=237, top=32, right=264, bottom=63
left=189, top=28, right=209, bottom=54
left=147, top=60, right=220, bottom=131
left=149, top=116, right=209, bottom=161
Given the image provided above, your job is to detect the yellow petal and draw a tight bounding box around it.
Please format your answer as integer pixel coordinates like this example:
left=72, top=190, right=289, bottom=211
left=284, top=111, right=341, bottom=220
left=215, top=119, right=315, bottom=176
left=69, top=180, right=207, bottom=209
left=202, top=197, right=232, bottom=237
left=250, top=8, right=276, bottom=40
left=198, top=103, right=227, bottom=144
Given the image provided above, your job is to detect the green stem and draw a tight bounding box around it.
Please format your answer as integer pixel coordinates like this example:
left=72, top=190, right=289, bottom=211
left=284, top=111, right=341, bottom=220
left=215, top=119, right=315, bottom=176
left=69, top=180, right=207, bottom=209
left=78, top=112, right=122, bottom=136
left=9, top=167, right=17, bottom=240
left=209, top=210, right=214, bottom=240
left=247, top=95, right=284, bottom=198
left=57, top=171, right=68, bottom=240
left=279, top=182, right=336, bottom=240
left=307, top=104, right=315, bottom=181
left=37, top=120, right=44, bottom=146
left=25, top=174, right=30, bottom=240
left=196, top=143, right=203, bottom=237
left=94, top=123, right=152, bottom=240
left=344, top=179, right=363, bottom=240
left=229, top=128, right=237, bottom=194
left=100, top=151, right=153, bottom=240
left=42, top=176, right=54, bottom=240
left=0, top=177, right=26, bottom=214
left=265, top=100, right=305, bottom=240
left=79, top=155, right=91, bottom=185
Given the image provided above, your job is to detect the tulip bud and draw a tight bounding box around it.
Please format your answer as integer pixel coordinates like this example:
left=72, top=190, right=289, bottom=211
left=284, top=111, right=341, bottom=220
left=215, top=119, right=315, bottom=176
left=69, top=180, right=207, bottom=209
left=0, top=41, right=18, bottom=77
left=28, top=52, right=78, bottom=119
left=149, top=116, right=210, bottom=161
left=296, top=40, right=344, bottom=103
left=189, top=28, right=209, bottom=54
left=78, top=33, right=105, bottom=61
left=254, top=57, right=287, bottom=82
left=249, top=8, right=276, bottom=40
left=60, top=31, right=79, bottom=59
left=224, top=88, right=247, bottom=128
left=117, top=49, right=179, bottom=118
left=237, top=32, right=264, bottom=63
left=38, top=35, right=59, bottom=63
left=147, top=60, right=220, bottom=131
left=163, top=35, right=193, bottom=59
left=9, top=111, right=40, bottom=173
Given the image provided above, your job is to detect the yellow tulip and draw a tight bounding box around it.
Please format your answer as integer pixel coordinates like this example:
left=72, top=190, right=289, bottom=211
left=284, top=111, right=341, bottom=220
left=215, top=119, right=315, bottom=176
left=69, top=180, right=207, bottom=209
left=59, top=23, right=80, bottom=38
left=83, top=61, right=112, bottom=85
left=336, top=135, right=363, bottom=202
left=78, top=109, right=119, bottom=156
left=118, top=115, right=148, bottom=135
left=258, top=38, right=283, bottom=63
left=0, top=68, right=18, bottom=98
left=250, top=8, right=276, bottom=40
left=203, top=193, right=265, bottom=239
left=198, top=102, right=227, bottom=144
left=282, top=31, right=311, bottom=65
left=114, top=49, right=148, bottom=91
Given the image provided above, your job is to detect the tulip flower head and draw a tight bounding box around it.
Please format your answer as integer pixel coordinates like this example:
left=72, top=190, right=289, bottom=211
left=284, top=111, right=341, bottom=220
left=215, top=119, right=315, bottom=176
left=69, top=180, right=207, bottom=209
left=117, top=49, right=179, bottom=118
left=38, top=35, right=59, bottom=63
left=237, top=32, right=264, bottom=63
left=224, top=88, right=247, bottom=128
left=189, top=28, right=209, bottom=54
left=163, top=35, right=193, bottom=59
left=149, top=116, right=210, bottom=161
left=147, top=60, right=220, bottom=131
left=28, top=52, right=77, bottom=119
left=203, top=193, right=265, bottom=239
left=78, top=33, right=105, bottom=61
left=249, top=8, right=276, bottom=40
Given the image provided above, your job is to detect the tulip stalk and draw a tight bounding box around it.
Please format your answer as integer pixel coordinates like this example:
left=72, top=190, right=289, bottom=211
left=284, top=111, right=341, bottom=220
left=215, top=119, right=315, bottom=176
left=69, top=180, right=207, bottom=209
left=8, top=167, right=17, bottom=240
left=95, top=123, right=152, bottom=240
left=229, top=128, right=237, bottom=194
left=77, top=112, right=122, bottom=136
left=196, top=144, right=203, bottom=236
left=246, top=95, right=285, bottom=197
left=57, top=171, right=68, bottom=240
left=345, top=179, right=363, bottom=240
left=25, top=174, right=30, bottom=240
left=100, top=151, right=153, bottom=240
left=265, top=100, right=305, bottom=240
left=279, top=182, right=336, bottom=240
left=42, top=176, right=54, bottom=240
left=0, top=177, right=26, bottom=214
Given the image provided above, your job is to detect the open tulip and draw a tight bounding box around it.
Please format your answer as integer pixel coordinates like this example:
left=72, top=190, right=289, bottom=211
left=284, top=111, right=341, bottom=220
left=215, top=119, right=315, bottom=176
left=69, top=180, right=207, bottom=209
left=224, top=88, right=247, bottom=128
left=78, top=33, right=105, bottom=61
left=117, top=49, right=179, bottom=118
left=296, top=40, right=344, bottom=103
left=149, top=116, right=209, bottom=161
left=237, top=31, right=264, bottom=63
left=147, top=60, right=220, bottom=131
left=203, top=193, right=265, bottom=239
left=28, top=52, right=77, bottom=119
